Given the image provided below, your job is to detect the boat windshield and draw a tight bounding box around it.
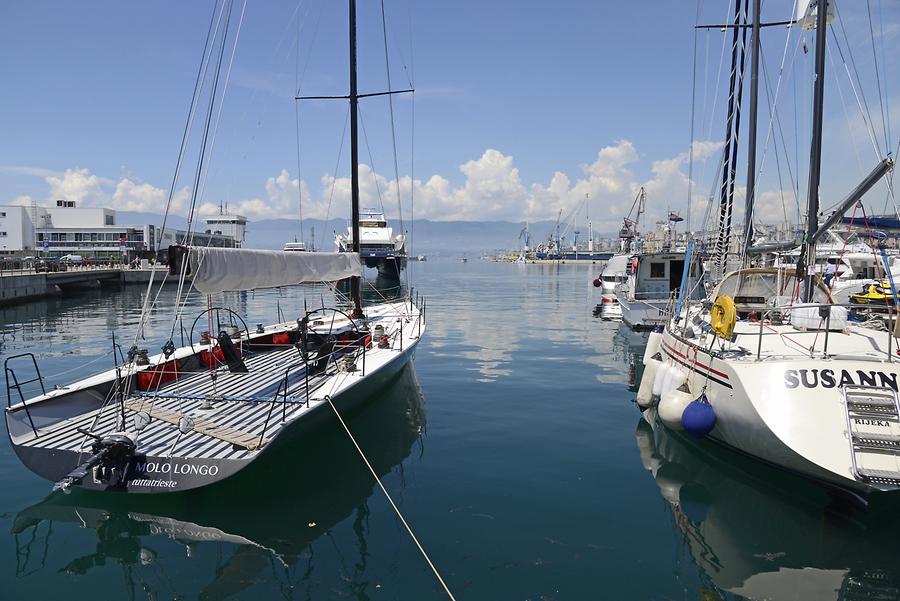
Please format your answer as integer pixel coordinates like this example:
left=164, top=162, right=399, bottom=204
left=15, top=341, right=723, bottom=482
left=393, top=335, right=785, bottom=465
left=714, top=269, right=830, bottom=308
left=829, top=229, right=862, bottom=245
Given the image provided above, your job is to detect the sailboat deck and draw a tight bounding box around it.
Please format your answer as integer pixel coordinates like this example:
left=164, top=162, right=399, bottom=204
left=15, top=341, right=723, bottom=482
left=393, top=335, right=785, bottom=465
left=22, top=346, right=345, bottom=461
left=678, top=319, right=897, bottom=363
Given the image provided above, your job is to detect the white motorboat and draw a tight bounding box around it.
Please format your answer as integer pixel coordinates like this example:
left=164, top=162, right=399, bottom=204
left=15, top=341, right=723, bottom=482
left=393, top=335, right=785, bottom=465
left=335, top=209, right=407, bottom=278
left=594, top=253, right=628, bottom=320
left=616, top=251, right=703, bottom=329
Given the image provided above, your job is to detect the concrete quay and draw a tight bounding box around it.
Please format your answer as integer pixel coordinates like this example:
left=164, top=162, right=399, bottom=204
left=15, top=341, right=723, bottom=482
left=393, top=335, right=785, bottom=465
left=0, top=267, right=177, bottom=305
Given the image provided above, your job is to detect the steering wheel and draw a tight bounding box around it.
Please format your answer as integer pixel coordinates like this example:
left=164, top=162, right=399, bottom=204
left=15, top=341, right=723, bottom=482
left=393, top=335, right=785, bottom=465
left=188, top=307, right=251, bottom=364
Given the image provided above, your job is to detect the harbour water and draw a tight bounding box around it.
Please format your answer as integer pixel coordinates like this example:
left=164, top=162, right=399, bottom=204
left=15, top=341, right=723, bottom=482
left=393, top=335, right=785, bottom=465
left=2, top=259, right=900, bottom=600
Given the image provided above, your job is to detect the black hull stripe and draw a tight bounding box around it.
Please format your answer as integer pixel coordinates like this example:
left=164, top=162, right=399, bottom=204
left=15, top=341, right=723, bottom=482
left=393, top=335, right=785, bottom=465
left=660, top=347, right=733, bottom=390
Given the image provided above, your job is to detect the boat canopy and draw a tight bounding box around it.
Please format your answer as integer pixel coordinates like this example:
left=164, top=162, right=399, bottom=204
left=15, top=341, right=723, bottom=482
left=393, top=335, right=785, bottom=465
left=173, top=246, right=361, bottom=295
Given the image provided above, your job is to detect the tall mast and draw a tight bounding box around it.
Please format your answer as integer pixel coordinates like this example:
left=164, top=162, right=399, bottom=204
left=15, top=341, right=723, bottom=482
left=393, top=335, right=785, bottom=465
left=742, top=0, right=761, bottom=261
left=804, top=0, right=828, bottom=301
left=349, top=0, right=362, bottom=317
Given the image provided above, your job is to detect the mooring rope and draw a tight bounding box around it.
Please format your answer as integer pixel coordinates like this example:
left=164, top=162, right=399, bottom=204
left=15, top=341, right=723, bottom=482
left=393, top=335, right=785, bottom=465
left=324, top=395, right=457, bottom=601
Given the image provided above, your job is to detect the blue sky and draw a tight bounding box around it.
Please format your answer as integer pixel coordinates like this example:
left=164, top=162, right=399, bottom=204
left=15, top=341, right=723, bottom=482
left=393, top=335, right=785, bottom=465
left=1, top=0, right=897, bottom=233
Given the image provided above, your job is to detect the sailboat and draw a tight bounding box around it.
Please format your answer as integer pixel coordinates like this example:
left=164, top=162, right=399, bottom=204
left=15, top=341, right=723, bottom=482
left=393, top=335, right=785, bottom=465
left=3, top=0, right=425, bottom=494
left=640, top=0, right=897, bottom=495
left=10, top=370, right=425, bottom=595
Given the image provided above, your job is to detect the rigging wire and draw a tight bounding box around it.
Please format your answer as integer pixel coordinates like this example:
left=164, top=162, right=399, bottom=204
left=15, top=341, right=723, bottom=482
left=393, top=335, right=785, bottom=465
left=294, top=1, right=305, bottom=245
left=380, top=0, right=405, bottom=238
left=184, top=0, right=235, bottom=243
left=357, top=106, right=388, bottom=214
left=878, top=0, right=892, bottom=155
left=170, top=0, right=236, bottom=346
left=193, top=0, right=249, bottom=226
left=751, top=0, right=802, bottom=236
left=293, top=0, right=329, bottom=246
left=325, top=105, right=352, bottom=225
left=686, top=0, right=702, bottom=235
left=866, top=0, right=890, bottom=155
left=757, top=43, right=793, bottom=229
left=758, top=38, right=801, bottom=229
left=695, top=0, right=735, bottom=240
left=830, top=2, right=883, bottom=159
left=827, top=42, right=866, bottom=174
left=131, top=0, right=224, bottom=348
left=408, top=0, right=416, bottom=275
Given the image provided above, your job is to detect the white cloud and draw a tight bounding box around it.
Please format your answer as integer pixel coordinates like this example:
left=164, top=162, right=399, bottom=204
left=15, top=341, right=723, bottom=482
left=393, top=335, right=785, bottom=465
left=0, top=165, right=63, bottom=178
left=45, top=168, right=108, bottom=205
left=111, top=178, right=167, bottom=212
left=1, top=140, right=747, bottom=234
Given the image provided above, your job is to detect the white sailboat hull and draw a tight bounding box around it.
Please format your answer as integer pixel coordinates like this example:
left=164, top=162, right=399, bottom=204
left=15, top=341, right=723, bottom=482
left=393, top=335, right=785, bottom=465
left=657, top=329, right=900, bottom=494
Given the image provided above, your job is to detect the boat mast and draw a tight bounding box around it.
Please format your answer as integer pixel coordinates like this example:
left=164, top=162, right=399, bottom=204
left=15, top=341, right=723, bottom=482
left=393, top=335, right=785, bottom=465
left=586, top=193, right=593, bottom=253
left=803, top=0, right=828, bottom=302
left=742, top=0, right=761, bottom=261
left=349, top=0, right=363, bottom=317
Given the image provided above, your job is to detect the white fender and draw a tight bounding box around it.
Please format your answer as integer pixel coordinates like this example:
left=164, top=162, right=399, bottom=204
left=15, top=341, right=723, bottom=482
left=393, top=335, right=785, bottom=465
left=635, top=425, right=656, bottom=471
left=652, top=362, right=671, bottom=398
left=636, top=358, right=661, bottom=408
left=654, top=464, right=685, bottom=505
left=643, top=330, right=663, bottom=365
left=658, top=384, right=693, bottom=431
left=660, top=364, right=682, bottom=398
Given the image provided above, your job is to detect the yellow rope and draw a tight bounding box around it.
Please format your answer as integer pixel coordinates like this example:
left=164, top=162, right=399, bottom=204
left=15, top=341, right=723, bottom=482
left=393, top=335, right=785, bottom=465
left=325, top=395, right=457, bottom=600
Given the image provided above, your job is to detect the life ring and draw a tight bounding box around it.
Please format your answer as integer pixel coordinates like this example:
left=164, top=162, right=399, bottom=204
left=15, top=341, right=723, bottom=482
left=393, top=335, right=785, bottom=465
left=711, top=295, right=737, bottom=340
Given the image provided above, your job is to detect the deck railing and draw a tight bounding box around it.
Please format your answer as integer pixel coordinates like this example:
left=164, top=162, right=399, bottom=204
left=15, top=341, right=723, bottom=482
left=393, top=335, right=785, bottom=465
left=674, top=301, right=899, bottom=363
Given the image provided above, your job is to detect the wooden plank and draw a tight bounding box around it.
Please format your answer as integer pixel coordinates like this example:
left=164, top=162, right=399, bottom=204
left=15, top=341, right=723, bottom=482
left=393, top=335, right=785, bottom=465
left=125, top=399, right=269, bottom=451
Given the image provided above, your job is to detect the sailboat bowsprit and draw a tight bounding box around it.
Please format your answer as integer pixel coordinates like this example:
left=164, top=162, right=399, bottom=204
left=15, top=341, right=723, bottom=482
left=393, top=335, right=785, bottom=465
left=5, top=246, right=424, bottom=493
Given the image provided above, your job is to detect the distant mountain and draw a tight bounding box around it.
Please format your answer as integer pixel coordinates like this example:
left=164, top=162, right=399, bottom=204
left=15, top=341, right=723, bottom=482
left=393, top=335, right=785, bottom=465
left=249, top=218, right=569, bottom=256
left=112, top=210, right=607, bottom=256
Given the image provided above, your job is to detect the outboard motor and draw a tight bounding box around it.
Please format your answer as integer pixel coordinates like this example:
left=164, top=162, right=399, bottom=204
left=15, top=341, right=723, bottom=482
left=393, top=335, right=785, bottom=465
left=55, top=430, right=137, bottom=491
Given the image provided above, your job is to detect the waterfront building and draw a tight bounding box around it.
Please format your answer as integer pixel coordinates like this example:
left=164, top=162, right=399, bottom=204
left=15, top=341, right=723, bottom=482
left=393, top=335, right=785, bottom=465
left=0, top=200, right=241, bottom=259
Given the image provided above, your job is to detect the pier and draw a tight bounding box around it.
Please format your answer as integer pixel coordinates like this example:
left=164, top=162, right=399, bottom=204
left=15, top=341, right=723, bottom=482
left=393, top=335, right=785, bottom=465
left=0, top=266, right=173, bottom=305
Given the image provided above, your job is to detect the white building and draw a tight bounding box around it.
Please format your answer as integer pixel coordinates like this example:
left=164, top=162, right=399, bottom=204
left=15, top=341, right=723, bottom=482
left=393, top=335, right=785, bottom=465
left=204, top=212, right=247, bottom=246
left=0, top=205, right=36, bottom=253
left=0, top=200, right=241, bottom=259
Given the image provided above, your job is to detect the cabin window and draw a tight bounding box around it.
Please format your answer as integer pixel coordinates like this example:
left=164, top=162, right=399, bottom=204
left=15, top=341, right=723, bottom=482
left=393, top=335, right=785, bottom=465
left=649, top=262, right=666, bottom=278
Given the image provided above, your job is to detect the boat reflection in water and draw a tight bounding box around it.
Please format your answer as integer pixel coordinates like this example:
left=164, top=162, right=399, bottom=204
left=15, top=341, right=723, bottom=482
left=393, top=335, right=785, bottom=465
left=635, top=416, right=900, bottom=601
left=611, top=322, right=648, bottom=394
left=11, top=365, right=425, bottom=600
left=336, top=274, right=408, bottom=304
